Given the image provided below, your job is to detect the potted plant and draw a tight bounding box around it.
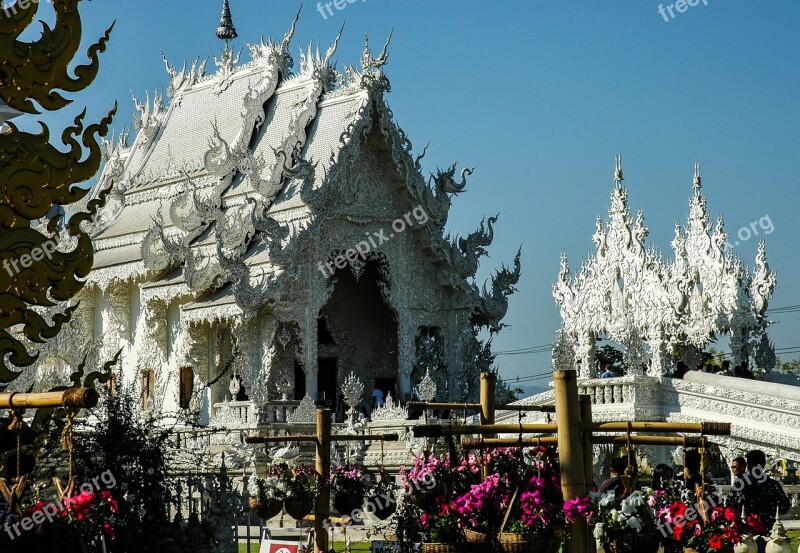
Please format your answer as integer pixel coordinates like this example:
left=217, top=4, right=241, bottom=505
left=249, top=466, right=286, bottom=521
left=499, top=473, right=566, bottom=553
left=591, top=489, right=660, bottom=553
left=420, top=501, right=465, bottom=553
left=281, top=463, right=317, bottom=520
left=330, top=464, right=369, bottom=516
left=452, top=472, right=511, bottom=545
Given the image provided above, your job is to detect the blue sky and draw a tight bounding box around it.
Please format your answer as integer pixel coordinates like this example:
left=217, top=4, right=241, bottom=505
left=19, top=0, right=800, bottom=385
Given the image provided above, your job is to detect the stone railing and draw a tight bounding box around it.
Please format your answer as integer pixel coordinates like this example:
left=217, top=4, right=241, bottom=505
left=211, top=399, right=301, bottom=427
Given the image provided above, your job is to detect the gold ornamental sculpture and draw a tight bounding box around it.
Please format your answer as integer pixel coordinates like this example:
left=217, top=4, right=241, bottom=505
left=0, top=0, right=114, bottom=385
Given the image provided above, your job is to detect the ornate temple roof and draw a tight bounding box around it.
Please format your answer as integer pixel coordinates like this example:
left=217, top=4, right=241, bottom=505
left=85, top=12, right=521, bottom=330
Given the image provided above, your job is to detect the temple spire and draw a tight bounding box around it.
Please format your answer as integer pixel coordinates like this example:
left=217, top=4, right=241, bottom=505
left=614, top=153, right=624, bottom=185
left=693, top=161, right=702, bottom=192
left=216, top=0, right=238, bottom=42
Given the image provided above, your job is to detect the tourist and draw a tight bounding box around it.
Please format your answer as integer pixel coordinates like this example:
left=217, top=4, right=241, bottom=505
left=372, top=386, right=385, bottom=409
left=600, top=364, right=617, bottom=378
left=672, top=361, right=688, bottom=379
left=652, top=463, right=674, bottom=491
left=600, top=457, right=628, bottom=496
left=720, top=360, right=732, bottom=376
left=743, top=449, right=790, bottom=550
left=680, top=448, right=705, bottom=492
left=739, top=360, right=756, bottom=380
left=726, top=456, right=747, bottom=512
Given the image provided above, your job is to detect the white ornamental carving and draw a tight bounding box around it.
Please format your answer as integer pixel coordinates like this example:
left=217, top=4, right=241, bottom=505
left=287, top=394, right=316, bottom=424
left=371, top=392, right=408, bottom=421
left=554, top=159, right=777, bottom=376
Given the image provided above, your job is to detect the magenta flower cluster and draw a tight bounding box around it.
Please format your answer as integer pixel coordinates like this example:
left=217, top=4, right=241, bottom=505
left=451, top=473, right=511, bottom=532
left=563, top=495, right=595, bottom=523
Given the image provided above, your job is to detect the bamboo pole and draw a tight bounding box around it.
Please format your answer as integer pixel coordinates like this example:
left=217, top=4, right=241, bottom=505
left=554, top=370, right=589, bottom=553
left=404, top=401, right=555, bottom=413
left=245, top=433, right=399, bottom=445
left=480, top=372, right=496, bottom=478
left=586, top=421, right=730, bottom=434
left=578, top=396, right=595, bottom=525
left=0, top=388, right=99, bottom=409
left=315, top=408, right=331, bottom=553
left=412, top=420, right=731, bottom=438
left=460, top=434, right=713, bottom=449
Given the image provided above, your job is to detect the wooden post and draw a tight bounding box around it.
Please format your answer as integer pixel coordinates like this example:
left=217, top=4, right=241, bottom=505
left=578, top=394, right=597, bottom=553
left=480, top=372, right=496, bottom=427
left=554, top=370, right=589, bottom=553
left=480, top=372, right=496, bottom=478
left=315, top=408, right=331, bottom=553
left=579, top=394, right=594, bottom=491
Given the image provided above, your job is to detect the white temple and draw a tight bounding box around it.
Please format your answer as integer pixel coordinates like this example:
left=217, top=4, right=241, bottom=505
left=15, top=10, right=521, bottom=425
left=554, top=156, right=777, bottom=377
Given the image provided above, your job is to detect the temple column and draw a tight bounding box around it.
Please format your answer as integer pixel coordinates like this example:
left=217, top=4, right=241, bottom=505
left=301, top=313, right=318, bottom=401
left=397, top=316, right=415, bottom=401
left=575, top=332, right=596, bottom=378
left=101, top=281, right=131, bottom=361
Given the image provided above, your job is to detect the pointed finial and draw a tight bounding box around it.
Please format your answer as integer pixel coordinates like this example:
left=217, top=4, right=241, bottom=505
left=614, top=153, right=624, bottom=185
left=216, top=0, right=238, bottom=42
left=692, top=161, right=702, bottom=192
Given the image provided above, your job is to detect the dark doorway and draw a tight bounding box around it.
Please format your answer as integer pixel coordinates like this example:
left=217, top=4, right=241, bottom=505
left=293, top=361, right=306, bottom=400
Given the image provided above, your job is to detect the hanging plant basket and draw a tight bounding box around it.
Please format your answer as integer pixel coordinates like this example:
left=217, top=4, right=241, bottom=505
left=333, top=493, right=363, bottom=516
left=249, top=498, right=283, bottom=521
left=498, top=530, right=563, bottom=553
left=464, top=528, right=488, bottom=545
left=603, top=531, right=661, bottom=553
left=283, top=497, right=314, bottom=520
left=369, top=489, right=397, bottom=520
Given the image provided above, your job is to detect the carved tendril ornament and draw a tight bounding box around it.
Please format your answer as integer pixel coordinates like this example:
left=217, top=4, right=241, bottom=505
left=0, top=0, right=114, bottom=384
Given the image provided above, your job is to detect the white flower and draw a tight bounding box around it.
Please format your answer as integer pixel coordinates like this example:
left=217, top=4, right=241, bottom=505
left=626, top=491, right=645, bottom=507
left=627, top=516, right=643, bottom=532
left=600, top=493, right=617, bottom=507
left=611, top=509, right=627, bottom=523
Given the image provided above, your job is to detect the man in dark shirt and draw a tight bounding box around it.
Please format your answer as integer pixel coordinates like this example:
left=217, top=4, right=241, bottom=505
left=600, top=457, right=628, bottom=496
left=743, top=450, right=791, bottom=553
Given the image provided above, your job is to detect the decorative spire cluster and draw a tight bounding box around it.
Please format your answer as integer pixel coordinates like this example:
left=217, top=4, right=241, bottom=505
left=216, top=0, right=238, bottom=42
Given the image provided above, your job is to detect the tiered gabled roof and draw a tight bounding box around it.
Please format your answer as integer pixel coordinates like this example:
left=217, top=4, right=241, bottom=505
left=87, top=13, right=521, bottom=331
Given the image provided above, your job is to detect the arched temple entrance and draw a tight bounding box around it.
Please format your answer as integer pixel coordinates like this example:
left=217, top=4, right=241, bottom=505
left=318, top=259, right=398, bottom=420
